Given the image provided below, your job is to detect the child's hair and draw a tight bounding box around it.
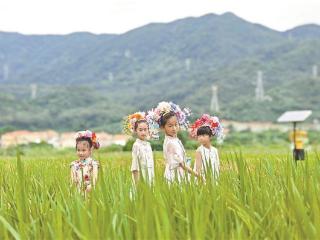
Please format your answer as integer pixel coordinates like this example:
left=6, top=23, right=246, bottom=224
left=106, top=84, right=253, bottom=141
left=197, top=126, right=213, bottom=137
left=159, top=111, right=176, bottom=127
left=76, top=136, right=93, bottom=149
left=134, top=119, right=148, bottom=131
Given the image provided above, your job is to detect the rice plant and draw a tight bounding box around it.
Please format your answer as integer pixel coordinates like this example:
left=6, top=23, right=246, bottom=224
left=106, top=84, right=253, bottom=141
left=0, top=147, right=319, bottom=239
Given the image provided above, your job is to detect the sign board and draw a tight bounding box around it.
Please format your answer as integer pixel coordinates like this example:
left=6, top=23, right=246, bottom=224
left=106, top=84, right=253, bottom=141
left=277, top=110, right=312, bottom=123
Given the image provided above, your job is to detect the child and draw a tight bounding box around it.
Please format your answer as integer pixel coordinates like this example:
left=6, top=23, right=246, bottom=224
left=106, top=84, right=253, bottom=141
left=152, top=101, right=200, bottom=183
left=190, top=114, right=223, bottom=181
left=123, top=112, right=155, bottom=185
left=70, top=130, right=100, bottom=193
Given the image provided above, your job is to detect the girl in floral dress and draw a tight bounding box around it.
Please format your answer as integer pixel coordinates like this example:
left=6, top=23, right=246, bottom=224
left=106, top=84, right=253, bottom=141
left=70, top=130, right=100, bottom=193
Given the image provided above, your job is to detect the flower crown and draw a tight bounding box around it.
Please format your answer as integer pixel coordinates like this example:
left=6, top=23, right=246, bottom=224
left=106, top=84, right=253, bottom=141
left=190, top=114, right=223, bottom=138
left=150, top=101, right=191, bottom=129
left=123, top=112, right=147, bottom=135
left=123, top=111, right=160, bottom=139
left=75, top=130, right=100, bottom=149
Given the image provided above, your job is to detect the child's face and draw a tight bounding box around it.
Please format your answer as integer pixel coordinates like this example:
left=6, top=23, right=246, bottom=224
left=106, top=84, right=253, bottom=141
left=163, top=116, right=179, bottom=137
left=76, top=141, right=92, bottom=160
left=197, top=134, right=211, bottom=146
left=135, top=122, right=149, bottom=140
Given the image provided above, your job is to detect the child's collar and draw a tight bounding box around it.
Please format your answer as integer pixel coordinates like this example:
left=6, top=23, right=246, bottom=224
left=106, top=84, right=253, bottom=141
left=136, top=138, right=148, bottom=144
left=165, top=134, right=177, bottom=139
left=79, top=157, right=92, bottom=162
left=202, top=144, right=212, bottom=150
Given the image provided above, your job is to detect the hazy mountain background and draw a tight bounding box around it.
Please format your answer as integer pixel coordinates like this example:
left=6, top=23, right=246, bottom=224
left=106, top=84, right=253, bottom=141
left=0, top=12, right=319, bottom=133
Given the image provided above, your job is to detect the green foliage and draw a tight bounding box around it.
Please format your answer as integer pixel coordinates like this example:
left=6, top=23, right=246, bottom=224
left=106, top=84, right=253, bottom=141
left=122, top=138, right=135, bottom=151
left=308, top=131, right=320, bottom=144
left=0, top=142, right=56, bottom=156
left=103, top=144, right=124, bottom=152
left=0, top=13, right=319, bottom=131
left=184, top=140, right=198, bottom=150
left=223, top=130, right=289, bottom=146
left=122, top=136, right=164, bottom=152
left=0, top=126, right=17, bottom=135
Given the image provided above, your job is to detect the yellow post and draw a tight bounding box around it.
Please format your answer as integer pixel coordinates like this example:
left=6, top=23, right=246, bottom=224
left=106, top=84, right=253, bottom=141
left=289, top=130, right=307, bottom=149
left=289, top=128, right=308, bottom=160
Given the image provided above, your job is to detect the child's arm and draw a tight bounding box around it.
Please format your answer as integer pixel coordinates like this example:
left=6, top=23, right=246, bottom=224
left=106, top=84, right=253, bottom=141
left=168, top=144, right=201, bottom=179
left=131, top=144, right=140, bottom=184
left=214, top=148, right=220, bottom=178
left=132, top=170, right=139, bottom=185
left=179, top=162, right=200, bottom=177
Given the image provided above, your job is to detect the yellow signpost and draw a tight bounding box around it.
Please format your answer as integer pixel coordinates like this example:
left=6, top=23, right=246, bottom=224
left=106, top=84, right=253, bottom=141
left=289, top=130, right=308, bottom=160
left=277, top=110, right=312, bottom=161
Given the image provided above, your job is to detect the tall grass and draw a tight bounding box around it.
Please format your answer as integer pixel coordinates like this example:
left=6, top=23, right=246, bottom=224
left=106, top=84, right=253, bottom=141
left=0, top=147, right=319, bottom=239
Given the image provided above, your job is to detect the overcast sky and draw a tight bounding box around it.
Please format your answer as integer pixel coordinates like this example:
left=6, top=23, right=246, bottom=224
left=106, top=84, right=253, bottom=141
left=0, top=0, right=319, bottom=34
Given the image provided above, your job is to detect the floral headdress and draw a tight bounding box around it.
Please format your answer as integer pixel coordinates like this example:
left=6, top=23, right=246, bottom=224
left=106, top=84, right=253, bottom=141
left=149, top=101, right=191, bottom=130
left=123, top=111, right=159, bottom=139
left=75, top=130, right=100, bottom=149
left=123, top=112, right=147, bottom=135
left=190, top=114, right=223, bottom=139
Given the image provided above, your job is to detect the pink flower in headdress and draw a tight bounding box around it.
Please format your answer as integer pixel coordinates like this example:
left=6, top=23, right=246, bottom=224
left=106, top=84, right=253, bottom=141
left=190, top=114, right=223, bottom=139
left=75, top=130, right=100, bottom=149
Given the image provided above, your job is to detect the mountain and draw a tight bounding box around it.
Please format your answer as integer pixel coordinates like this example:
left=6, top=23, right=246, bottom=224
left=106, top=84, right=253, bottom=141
left=285, top=24, right=320, bottom=39
left=0, top=12, right=319, bottom=133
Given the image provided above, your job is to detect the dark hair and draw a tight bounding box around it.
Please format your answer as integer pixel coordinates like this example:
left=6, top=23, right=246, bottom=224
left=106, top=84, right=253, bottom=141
left=197, top=126, right=213, bottom=137
left=134, top=119, right=148, bottom=131
left=159, top=111, right=176, bottom=127
left=76, top=136, right=93, bottom=149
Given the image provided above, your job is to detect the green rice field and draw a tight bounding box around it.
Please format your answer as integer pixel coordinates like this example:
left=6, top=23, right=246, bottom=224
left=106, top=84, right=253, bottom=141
left=0, top=146, right=320, bottom=239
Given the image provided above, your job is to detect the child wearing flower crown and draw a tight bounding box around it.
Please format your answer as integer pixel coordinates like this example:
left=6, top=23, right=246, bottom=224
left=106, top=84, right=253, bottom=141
left=123, top=112, right=155, bottom=185
left=151, top=101, right=200, bottom=183
left=190, top=114, right=222, bottom=181
left=70, top=130, right=100, bottom=193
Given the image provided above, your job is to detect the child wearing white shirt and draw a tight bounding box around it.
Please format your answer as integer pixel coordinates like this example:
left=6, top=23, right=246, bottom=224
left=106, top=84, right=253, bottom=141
left=123, top=112, right=155, bottom=185
left=190, top=114, right=222, bottom=181
left=131, top=121, right=155, bottom=184
left=160, top=111, right=200, bottom=183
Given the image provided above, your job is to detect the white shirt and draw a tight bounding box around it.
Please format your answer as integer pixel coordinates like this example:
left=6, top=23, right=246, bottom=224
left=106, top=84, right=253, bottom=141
left=131, top=138, right=154, bottom=183
left=163, top=135, right=186, bottom=182
left=194, top=145, right=220, bottom=179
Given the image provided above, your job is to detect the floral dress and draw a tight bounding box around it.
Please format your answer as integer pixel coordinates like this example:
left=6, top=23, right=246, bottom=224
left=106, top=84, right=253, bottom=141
left=70, top=157, right=99, bottom=192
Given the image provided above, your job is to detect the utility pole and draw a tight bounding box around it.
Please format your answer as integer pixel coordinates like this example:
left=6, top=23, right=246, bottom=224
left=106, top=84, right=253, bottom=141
left=255, top=70, right=264, bottom=101
left=210, top=85, right=219, bottom=112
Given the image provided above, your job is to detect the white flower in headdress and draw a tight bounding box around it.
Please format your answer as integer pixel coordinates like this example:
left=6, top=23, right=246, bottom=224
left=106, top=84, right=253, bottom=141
left=146, top=101, right=192, bottom=137
left=158, top=101, right=171, bottom=114
left=75, top=130, right=100, bottom=149
left=123, top=112, right=146, bottom=135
